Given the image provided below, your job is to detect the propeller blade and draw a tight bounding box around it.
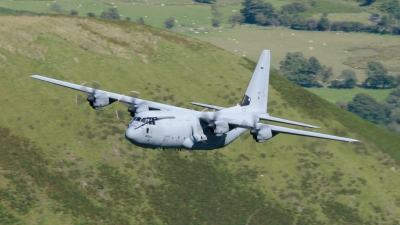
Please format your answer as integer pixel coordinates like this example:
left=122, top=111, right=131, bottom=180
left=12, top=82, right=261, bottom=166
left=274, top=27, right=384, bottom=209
left=76, top=94, right=87, bottom=105
left=116, top=110, right=125, bottom=120
left=92, top=81, right=102, bottom=90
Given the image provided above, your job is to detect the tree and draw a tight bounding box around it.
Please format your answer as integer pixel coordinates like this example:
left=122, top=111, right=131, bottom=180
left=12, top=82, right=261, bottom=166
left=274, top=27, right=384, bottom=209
left=164, top=17, right=176, bottom=29
left=362, top=61, right=396, bottom=89
left=281, top=2, right=307, bottom=14
left=125, top=17, right=131, bottom=21
left=255, top=13, right=268, bottom=25
left=330, top=69, right=358, bottom=89
left=101, top=8, right=120, bottom=20
left=241, top=0, right=276, bottom=24
left=194, top=0, right=216, bottom=3
left=308, top=57, right=322, bottom=74
left=348, top=93, right=390, bottom=125
left=70, top=10, right=78, bottom=16
left=87, top=12, right=96, bottom=18
left=381, top=0, right=400, bottom=14
left=307, top=18, right=318, bottom=30
left=317, top=15, right=330, bottom=31
left=279, top=52, right=322, bottom=87
left=320, top=66, right=334, bottom=84
left=229, top=14, right=244, bottom=27
left=136, top=17, right=145, bottom=24
left=383, top=86, right=400, bottom=108
left=51, top=3, right=62, bottom=13
left=360, top=0, right=376, bottom=6
left=211, top=4, right=222, bottom=27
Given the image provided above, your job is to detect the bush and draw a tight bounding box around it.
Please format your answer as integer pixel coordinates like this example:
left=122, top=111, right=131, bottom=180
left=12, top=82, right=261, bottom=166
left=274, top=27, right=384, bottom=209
left=241, top=0, right=276, bottom=24
left=164, top=17, right=176, bottom=29
left=70, top=10, right=78, bottom=16
left=87, top=12, right=96, bottom=18
left=51, top=3, right=62, bottom=13
left=361, top=61, right=397, bottom=89
left=229, top=14, right=244, bottom=27
left=100, top=8, right=120, bottom=20
left=281, top=2, right=307, bottom=14
left=136, top=17, right=145, bottom=24
left=194, top=0, right=216, bottom=3
left=330, top=69, right=357, bottom=89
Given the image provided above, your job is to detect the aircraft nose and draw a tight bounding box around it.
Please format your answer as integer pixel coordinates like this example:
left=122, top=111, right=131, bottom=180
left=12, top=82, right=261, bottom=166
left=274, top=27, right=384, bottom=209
left=125, top=127, right=140, bottom=141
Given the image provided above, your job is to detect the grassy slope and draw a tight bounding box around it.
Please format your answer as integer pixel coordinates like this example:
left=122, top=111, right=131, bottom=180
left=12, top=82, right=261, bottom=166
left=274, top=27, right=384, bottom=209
left=0, top=15, right=400, bottom=224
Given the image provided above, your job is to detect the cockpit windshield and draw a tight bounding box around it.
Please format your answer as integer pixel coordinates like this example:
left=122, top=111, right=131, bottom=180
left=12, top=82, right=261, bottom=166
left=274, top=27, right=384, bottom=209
left=129, top=117, right=156, bottom=127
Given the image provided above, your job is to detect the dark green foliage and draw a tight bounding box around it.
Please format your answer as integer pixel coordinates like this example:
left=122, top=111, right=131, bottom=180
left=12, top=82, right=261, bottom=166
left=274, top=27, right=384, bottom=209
left=125, top=17, right=131, bottom=21
left=164, top=17, right=176, bottom=29
left=194, top=0, right=216, bottom=3
left=348, top=93, right=390, bottom=125
left=279, top=52, right=334, bottom=87
left=136, top=17, right=145, bottom=24
left=382, top=0, right=400, bottom=14
left=317, top=16, right=330, bottom=31
left=360, top=0, right=376, bottom=6
left=322, top=200, right=363, bottom=223
left=281, top=2, right=307, bottom=14
left=241, top=0, right=276, bottom=24
left=362, top=61, right=397, bottom=89
left=211, top=4, right=222, bottom=27
left=87, top=12, right=96, bottom=18
left=51, top=3, right=63, bottom=13
left=100, top=8, right=120, bottom=20
left=330, top=69, right=358, bottom=89
left=229, top=13, right=244, bottom=27
left=70, top=10, right=78, bottom=16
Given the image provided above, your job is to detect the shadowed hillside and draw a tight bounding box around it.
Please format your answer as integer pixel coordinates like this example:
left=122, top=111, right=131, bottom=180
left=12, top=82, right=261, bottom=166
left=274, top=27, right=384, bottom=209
left=1, top=15, right=400, bottom=224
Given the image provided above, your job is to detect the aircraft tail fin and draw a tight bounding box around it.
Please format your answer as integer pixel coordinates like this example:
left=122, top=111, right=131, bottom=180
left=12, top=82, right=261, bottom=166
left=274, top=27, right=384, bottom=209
left=240, top=50, right=270, bottom=113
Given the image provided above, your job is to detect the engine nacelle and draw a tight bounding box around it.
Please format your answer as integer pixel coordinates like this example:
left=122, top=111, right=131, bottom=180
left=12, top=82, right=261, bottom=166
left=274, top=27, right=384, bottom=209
left=214, top=120, right=229, bottom=136
left=252, top=126, right=274, bottom=143
left=87, top=92, right=110, bottom=109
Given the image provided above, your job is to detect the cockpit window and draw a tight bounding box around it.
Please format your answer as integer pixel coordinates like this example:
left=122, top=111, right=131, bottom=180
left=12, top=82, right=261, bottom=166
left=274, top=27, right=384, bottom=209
left=140, top=118, right=146, bottom=123
left=148, top=118, right=155, bottom=125
left=135, top=117, right=141, bottom=121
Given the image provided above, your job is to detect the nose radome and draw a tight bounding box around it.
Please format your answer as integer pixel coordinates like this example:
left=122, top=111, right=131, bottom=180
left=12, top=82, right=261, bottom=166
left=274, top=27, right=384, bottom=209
left=125, top=127, right=140, bottom=141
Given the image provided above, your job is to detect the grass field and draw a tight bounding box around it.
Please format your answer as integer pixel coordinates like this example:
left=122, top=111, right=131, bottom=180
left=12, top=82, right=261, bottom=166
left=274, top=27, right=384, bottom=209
left=306, top=88, right=393, bottom=103
left=2, top=0, right=398, bottom=106
left=0, top=15, right=400, bottom=224
left=184, top=26, right=400, bottom=83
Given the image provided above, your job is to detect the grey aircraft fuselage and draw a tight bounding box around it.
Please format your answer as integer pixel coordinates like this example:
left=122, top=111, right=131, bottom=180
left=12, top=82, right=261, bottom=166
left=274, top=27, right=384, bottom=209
left=125, top=110, right=247, bottom=150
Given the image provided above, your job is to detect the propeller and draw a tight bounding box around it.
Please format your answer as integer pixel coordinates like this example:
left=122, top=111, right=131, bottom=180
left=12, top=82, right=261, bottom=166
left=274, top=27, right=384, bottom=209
left=200, top=111, right=220, bottom=133
left=115, top=90, right=142, bottom=119
left=248, top=115, right=260, bottom=139
left=76, top=81, right=102, bottom=107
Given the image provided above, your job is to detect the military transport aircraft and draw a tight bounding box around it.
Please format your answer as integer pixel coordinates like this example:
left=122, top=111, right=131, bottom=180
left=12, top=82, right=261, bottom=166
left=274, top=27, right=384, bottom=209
left=31, top=50, right=360, bottom=150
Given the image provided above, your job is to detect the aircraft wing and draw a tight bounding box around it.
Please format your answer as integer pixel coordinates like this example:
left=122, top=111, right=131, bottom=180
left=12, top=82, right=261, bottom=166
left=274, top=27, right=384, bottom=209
left=30, top=75, right=190, bottom=111
left=268, top=124, right=360, bottom=142
left=190, top=102, right=225, bottom=110
left=258, top=114, right=319, bottom=128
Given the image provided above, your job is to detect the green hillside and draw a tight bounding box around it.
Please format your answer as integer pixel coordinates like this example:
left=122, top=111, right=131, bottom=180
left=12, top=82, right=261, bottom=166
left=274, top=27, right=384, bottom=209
left=1, top=15, right=400, bottom=224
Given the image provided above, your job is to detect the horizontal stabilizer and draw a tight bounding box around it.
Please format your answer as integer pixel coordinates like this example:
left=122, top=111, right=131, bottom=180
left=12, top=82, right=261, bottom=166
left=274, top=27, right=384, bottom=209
left=269, top=125, right=360, bottom=142
left=190, top=102, right=225, bottom=110
left=259, top=114, right=319, bottom=129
